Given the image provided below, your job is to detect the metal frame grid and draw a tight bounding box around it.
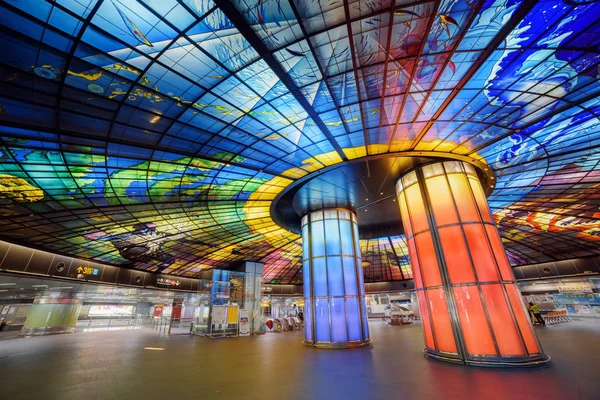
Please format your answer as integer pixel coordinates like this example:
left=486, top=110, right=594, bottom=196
left=0, top=0, right=599, bottom=282
left=396, top=160, right=550, bottom=366
left=301, top=208, right=370, bottom=348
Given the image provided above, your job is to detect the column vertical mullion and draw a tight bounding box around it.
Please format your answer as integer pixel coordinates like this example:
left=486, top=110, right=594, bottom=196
left=337, top=210, right=351, bottom=344
left=416, top=166, right=468, bottom=361
left=398, top=179, right=440, bottom=353
left=464, top=172, right=533, bottom=356
left=441, top=162, right=501, bottom=359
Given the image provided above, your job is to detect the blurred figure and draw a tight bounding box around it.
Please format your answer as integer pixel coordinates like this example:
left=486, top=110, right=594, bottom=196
left=529, top=302, right=545, bottom=326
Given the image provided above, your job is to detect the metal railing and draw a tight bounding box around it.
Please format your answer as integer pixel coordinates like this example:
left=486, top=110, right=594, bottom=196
left=76, top=314, right=193, bottom=335
left=76, top=314, right=146, bottom=332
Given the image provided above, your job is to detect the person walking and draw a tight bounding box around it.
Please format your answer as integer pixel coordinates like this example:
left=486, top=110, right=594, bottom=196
left=528, top=302, right=546, bottom=326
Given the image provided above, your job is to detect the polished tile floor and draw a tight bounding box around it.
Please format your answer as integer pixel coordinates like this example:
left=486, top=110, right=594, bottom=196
left=0, top=320, right=598, bottom=400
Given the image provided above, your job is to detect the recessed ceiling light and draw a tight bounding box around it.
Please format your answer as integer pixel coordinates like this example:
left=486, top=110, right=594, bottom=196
left=143, top=347, right=165, bottom=351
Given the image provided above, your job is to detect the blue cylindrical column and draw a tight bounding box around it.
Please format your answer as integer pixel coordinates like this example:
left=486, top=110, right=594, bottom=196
left=301, top=208, right=370, bottom=348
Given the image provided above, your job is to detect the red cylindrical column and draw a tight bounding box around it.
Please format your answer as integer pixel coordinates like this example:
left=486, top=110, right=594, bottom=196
left=396, top=160, right=550, bottom=367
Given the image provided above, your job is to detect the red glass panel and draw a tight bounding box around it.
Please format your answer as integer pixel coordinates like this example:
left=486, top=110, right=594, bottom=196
left=453, top=286, right=496, bottom=356
left=463, top=224, right=500, bottom=282
left=415, top=232, right=442, bottom=287
left=438, top=226, right=475, bottom=284
left=447, top=174, right=480, bottom=223
left=407, top=238, right=423, bottom=289
left=485, top=225, right=515, bottom=281
left=399, top=192, right=413, bottom=239
left=481, top=284, right=526, bottom=356
left=425, top=176, right=458, bottom=227
left=418, top=290, right=435, bottom=350
left=405, top=184, right=429, bottom=234
left=468, top=176, right=492, bottom=223
left=427, top=288, right=457, bottom=354
left=505, top=284, right=541, bottom=354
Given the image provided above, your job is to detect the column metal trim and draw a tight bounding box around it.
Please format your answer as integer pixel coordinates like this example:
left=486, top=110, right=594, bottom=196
left=440, top=162, right=502, bottom=358
left=396, top=181, right=440, bottom=353
left=416, top=167, right=468, bottom=361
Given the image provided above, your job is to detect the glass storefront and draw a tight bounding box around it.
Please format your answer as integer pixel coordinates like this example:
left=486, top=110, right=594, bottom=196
left=519, top=276, right=600, bottom=319
left=192, top=269, right=262, bottom=337
left=0, top=273, right=196, bottom=334
left=365, top=292, right=417, bottom=319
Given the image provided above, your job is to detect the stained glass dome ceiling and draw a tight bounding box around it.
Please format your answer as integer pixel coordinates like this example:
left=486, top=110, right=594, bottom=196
left=0, top=0, right=599, bottom=284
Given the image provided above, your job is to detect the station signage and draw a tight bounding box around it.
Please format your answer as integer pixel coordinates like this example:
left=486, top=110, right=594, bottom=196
left=157, top=277, right=181, bottom=287
left=76, top=266, right=99, bottom=276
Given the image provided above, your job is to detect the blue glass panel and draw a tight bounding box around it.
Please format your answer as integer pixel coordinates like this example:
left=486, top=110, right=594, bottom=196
left=339, top=220, right=354, bottom=256
left=304, top=298, right=312, bottom=341
left=330, top=298, right=348, bottom=343
left=358, top=271, right=366, bottom=296
left=346, top=298, right=361, bottom=342
left=302, top=224, right=309, bottom=261
left=310, top=220, right=325, bottom=257
left=327, top=256, right=344, bottom=297
left=361, top=298, right=370, bottom=339
left=315, top=298, right=330, bottom=342
left=352, top=221, right=361, bottom=257
left=303, top=261, right=311, bottom=298
left=313, top=257, right=327, bottom=297
left=342, top=257, right=358, bottom=296
left=211, top=269, right=230, bottom=305
left=324, top=219, right=340, bottom=256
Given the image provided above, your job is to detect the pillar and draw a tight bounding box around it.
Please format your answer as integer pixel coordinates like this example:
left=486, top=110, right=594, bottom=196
left=301, top=208, right=370, bottom=348
left=240, top=262, right=263, bottom=334
left=395, top=160, right=550, bottom=366
left=21, top=297, right=82, bottom=336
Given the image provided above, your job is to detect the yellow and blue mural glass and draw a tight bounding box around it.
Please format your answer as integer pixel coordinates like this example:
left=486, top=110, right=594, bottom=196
left=0, top=0, right=598, bottom=282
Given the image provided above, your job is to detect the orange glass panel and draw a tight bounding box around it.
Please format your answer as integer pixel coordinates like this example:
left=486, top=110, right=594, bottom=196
left=463, top=224, right=500, bottom=282
left=405, top=184, right=429, bottom=233
left=415, top=232, right=442, bottom=287
left=484, top=225, right=515, bottom=281
left=425, top=176, right=458, bottom=227
left=505, top=284, right=541, bottom=354
left=407, top=238, right=423, bottom=289
left=398, top=192, right=413, bottom=239
left=438, top=226, right=475, bottom=284
left=468, top=176, right=493, bottom=223
left=427, top=288, right=457, bottom=354
left=447, top=174, right=480, bottom=223
left=453, top=286, right=496, bottom=356
left=418, top=290, right=435, bottom=350
left=481, top=284, right=526, bottom=356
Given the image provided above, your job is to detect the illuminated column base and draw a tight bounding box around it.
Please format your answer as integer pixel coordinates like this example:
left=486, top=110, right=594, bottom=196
left=301, top=208, right=370, bottom=349
left=396, top=161, right=550, bottom=367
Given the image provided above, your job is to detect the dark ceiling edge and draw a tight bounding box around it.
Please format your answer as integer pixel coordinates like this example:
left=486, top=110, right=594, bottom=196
left=269, top=151, right=496, bottom=234
left=213, top=0, right=349, bottom=162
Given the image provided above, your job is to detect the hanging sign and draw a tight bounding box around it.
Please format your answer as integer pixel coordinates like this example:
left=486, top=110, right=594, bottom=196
left=557, top=283, right=593, bottom=294
left=76, top=266, right=100, bottom=276
left=239, top=309, right=250, bottom=336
